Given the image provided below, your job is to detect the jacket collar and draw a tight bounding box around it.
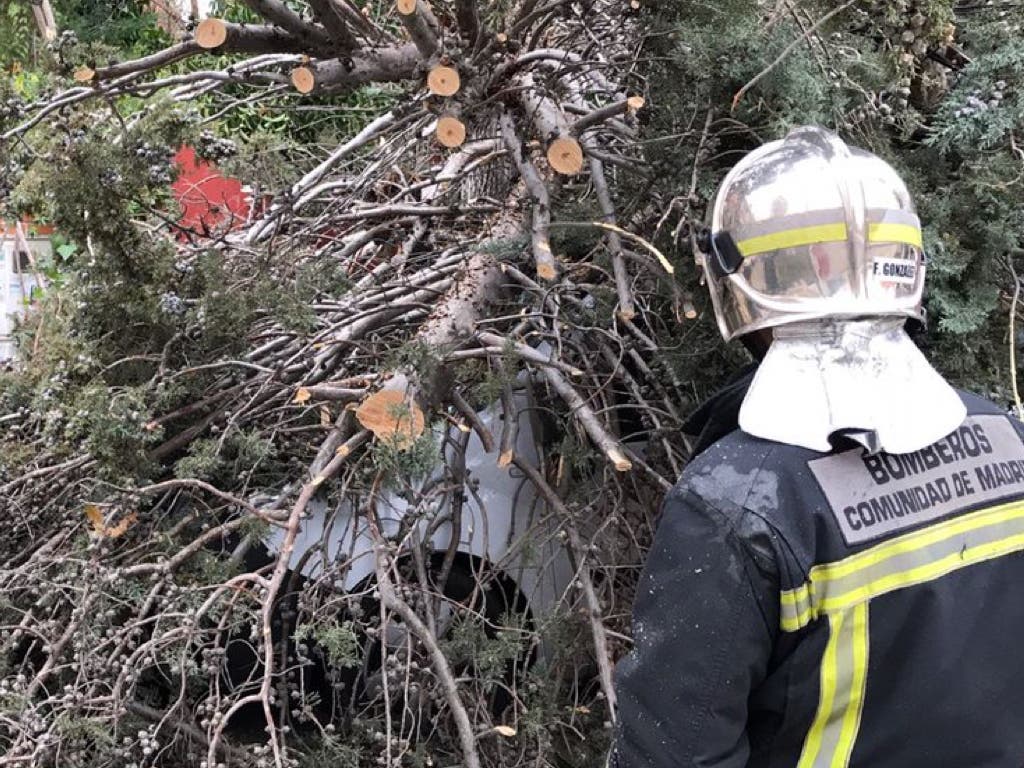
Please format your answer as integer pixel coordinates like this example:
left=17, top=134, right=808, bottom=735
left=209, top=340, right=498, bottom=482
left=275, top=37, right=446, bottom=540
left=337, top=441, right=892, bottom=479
left=682, top=364, right=757, bottom=459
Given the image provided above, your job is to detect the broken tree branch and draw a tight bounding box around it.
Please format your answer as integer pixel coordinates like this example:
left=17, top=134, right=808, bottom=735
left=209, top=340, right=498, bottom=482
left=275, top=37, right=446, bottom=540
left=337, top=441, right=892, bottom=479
left=541, top=364, right=632, bottom=472
left=306, top=0, right=359, bottom=50
left=239, top=0, right=335, bottom=51
left=517, top=74, right=585, bottom=175
left=293, top=44, right=421, bottom=93
left=499, top=111, right=557, bottom=281
left=395, top=0, right=440, bottom=59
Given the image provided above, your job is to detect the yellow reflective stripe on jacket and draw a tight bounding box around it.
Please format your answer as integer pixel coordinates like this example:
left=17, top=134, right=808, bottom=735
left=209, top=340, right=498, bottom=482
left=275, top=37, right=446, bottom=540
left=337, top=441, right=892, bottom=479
left=780, top=581, right=815, bottom=631
left=785, top=498, right=1024, bottom=766
left=781, top=499, right=1024, bottom=632
left=836, top=603, right=869, bottom=767
left=797, top=603, right=869, bottom=768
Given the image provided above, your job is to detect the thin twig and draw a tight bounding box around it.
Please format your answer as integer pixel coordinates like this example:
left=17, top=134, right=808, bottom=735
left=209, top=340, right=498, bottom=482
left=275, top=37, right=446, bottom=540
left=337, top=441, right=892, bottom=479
left=732, top=0, right=857, bottom=111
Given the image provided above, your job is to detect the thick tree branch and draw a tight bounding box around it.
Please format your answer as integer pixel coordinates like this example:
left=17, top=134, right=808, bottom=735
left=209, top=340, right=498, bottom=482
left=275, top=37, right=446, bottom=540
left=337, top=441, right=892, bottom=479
left=240, top=0, right=335, bottom=51
left=571, top=97, right=644, bottom=136
left=454, top=0, right=482, bottom=50
left=306, top=0, right=359, bottom=50
left=29, top=0, right=56, bottom=41
left=296, top=43, right=421, bottom=93
left=396, top=0, right=440, bottom=59
left=353, top=194, right=521, bottom=442
left=517, top=73, right=584, bottom=175
left=89, top=26, right=309, bottom=82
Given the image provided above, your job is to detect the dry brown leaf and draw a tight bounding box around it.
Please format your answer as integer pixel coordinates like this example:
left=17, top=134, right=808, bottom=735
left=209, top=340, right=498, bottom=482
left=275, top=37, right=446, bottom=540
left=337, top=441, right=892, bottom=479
left=84, top=504, right=137, bottom=538
left=104, top=513, right=137, bottom=538
left=84, top=503, right=104, bottom=530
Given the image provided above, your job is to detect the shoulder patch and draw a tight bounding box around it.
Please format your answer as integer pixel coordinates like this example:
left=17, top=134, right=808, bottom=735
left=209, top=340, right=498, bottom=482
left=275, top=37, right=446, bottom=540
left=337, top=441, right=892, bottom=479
left=809, top=415, right=1024, bottom=545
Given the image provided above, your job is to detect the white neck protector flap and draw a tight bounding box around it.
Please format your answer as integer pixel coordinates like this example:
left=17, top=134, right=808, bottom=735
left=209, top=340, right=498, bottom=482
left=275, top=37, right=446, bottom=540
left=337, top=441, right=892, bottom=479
left=739, top=319, right=967, bottom=455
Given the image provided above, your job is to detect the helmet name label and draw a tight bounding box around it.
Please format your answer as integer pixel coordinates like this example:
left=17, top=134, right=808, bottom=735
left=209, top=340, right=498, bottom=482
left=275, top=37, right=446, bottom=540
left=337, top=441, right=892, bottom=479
left=809, top=415, right=1024, bottom=545
left=872, top=258, right=918, bottom=285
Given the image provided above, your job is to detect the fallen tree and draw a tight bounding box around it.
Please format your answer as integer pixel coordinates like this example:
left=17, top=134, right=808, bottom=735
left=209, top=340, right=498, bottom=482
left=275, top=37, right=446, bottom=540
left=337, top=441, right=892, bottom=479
left=0, top=2, right=677, bottom=766
left=1, top=0, right=1022, bottom=766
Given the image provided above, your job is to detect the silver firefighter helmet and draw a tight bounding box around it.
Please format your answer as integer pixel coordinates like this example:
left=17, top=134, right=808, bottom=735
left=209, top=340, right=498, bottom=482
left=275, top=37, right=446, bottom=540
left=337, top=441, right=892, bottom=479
left=699, top=125, right=925, bottom=341
left=697, top=126, right=967, bottom=454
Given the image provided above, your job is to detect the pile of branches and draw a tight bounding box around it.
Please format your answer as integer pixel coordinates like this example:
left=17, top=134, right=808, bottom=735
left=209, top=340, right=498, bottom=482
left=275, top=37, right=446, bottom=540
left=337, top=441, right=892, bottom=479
left=0, top=1, right=703, bottom=766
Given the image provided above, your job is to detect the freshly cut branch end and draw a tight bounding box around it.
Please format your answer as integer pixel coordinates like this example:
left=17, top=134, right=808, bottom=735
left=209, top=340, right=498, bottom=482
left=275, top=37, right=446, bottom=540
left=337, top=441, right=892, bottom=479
left=291, top=66, right=316, bottom=94
left=73, top=67, right=95, bottom=83
left=428, top=65, right=460, bottom=96
left=547, top=136, right=584, bottom=175
left=626, top=95, right=645, bottom=112
left=608, top=448, right=633, bottom=472
left=356, top=387, right=426, bottom=448
left=395, top=0, right=418, bottom=14
left=536, top=259, right=557, bottom=281
left=497, top=449, right=514, bottom=468
left=436, top=116, right=467, bottom=147
left=195, top=18, right=228, bottom=49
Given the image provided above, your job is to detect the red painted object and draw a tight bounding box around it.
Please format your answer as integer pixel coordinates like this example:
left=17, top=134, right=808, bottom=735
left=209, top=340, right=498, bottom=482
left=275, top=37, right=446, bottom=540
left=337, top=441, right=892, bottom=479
left=171, top=146, right=252, bottom=238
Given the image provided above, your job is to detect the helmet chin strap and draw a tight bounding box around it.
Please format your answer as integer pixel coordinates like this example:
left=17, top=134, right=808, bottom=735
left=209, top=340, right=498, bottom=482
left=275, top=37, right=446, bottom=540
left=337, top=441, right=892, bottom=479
left=740, top=328, right=774, bottom=360
left=770, top=316, right=900, bottom=342
left=831, top=428, right=883, bottom=456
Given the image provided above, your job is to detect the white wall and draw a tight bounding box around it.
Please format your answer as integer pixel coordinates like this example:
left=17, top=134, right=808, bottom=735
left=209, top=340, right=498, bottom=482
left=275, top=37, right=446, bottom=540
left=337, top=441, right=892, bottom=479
left=0, top=236, right=46, bottom=361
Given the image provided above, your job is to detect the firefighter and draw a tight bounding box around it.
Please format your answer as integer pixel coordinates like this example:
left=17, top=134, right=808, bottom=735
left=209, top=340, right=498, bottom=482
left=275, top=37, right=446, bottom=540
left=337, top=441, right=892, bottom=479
left=609, top=126, right=1024, bottom=768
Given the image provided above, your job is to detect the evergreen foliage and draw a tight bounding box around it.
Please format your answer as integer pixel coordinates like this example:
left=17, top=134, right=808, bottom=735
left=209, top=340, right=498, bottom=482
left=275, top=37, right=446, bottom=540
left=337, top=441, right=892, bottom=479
left=639, top=0, right=1023, bottom=400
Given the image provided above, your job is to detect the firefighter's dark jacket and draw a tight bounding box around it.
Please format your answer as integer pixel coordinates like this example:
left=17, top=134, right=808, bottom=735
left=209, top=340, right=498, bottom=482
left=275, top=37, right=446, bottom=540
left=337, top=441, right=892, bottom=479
left=611, top=372, right=1024, bottom=768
